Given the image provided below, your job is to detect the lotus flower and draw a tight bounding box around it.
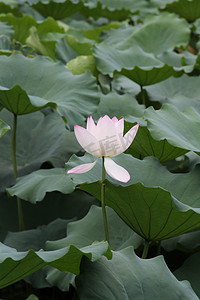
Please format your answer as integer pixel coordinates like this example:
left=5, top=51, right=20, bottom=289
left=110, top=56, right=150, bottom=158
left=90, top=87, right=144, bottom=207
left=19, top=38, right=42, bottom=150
left=67, top=115, right=139, bottom=183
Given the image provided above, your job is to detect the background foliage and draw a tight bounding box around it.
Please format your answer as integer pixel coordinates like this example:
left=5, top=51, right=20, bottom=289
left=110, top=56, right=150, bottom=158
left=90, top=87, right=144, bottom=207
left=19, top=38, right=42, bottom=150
left=0, top=0, right=200, bottom=299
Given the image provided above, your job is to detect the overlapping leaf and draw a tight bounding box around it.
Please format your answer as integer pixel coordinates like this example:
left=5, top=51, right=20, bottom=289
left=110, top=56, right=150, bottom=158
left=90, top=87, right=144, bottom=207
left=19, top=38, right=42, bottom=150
left=76, top=247, right=198, bottom=300
left=45, top=205, right=142, bottom=291
left=81, top=181, right=200, bottom=241
left=28, top=0, right=157, bottom=21
left=94, top=13, right=190, bottom=85
left=124, top=119, right=188, bottom=161
left=145, top=103, right=200, bottom=152
left=0, top=13, right=36, bottom=44
left=174, top=252, right=200, bottom=297
left=7, top=169, right=75, bottom=203
left=0, top=241, right=111, bottom=289
left=66, top=153, right=200, bottom=208
left=146, top=74, right=200, bottom=112
left=0, top=0, right=19, bottom=15
left=162, top=0, right=200, bottom=22
left=0, top=53, right=99, bottom=127
left=46, top=205, right=142, bottom=251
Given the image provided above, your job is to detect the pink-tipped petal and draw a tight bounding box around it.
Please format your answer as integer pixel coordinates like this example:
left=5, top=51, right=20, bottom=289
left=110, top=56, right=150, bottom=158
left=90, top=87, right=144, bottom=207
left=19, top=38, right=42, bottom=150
left=121, top=123, right=139, bottom=152
left=104, top=157, right=130, bottom=183
left=86, top=116, right=96, bottom=135
left=67, top=159, right=98, bottom=174
left=74, top=125, right=100, bottom=157
left=112, top=116, right=118, bottom=124
left=95, top=115, right=122, bottom=156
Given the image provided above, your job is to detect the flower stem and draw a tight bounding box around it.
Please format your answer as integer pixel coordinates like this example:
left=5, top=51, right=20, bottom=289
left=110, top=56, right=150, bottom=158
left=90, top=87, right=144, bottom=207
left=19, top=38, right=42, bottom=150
left=11, top=113, right=24, bottom=231
left=142, top=240, right=150, bottom=259
left=101, top=157, right=110, bottom=244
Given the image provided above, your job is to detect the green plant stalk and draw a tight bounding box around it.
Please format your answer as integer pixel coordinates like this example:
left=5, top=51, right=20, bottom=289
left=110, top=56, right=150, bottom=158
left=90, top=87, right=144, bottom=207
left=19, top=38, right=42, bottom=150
left=101, top=157, right=110, bottom=244
left=142, top=240, right=150, bottom=259
left=11, top=113, right=24, bottom=231
left=140, top=85, right=146, bottom=107
left=156, top=241, right=161, bottom=256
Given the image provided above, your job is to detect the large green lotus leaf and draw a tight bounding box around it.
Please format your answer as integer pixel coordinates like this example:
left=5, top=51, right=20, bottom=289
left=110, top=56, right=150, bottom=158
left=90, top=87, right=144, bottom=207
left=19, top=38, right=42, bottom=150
left=0, top=190, right=95, bottom=239
left=45, top=205, right=142, bottom=291
left=0, top=240, right=111, bottom=289
left=0, top=118, right=10, bottom=138
left=103, top=13, right=189, bottom=55
left=174, top=252, right=200, bottom=297
left=94, top=91, right=145, bottom=119
left=0, top=110, right=80, bottom=191
left=76, top=247, right=198, bottom=300
left=163, top=0, right=200, bottom=22
left=0, top=15, right=67, bottom=59
left=0, top=85, right=56, bottom=115
left=0, top=0, right=19, bottom=15
left=66, top=152, right=200, bottom=208
left=7, top=168, right=75, bottom=203
left=25, top=17, right=66, bottom=59
left=3, top=218, right=74, bottom=289
left=145, top=104, right=200, bottom=152
left=28, top=0, right=156, bottom=21
left=0, top=53, right=99, bottom=127
left=112, top=51, right=196, bottom=93
left=94, top=13, right=191, bottom=85
left=94, top=43, right=184, bottom=86
left=124, top=119, right=188, bottom=161
left=0, top=13, right=36, bottom=44
left=81, top=181, right=200, bottom=241
left=26, top=27, right=59, bottom=59
left=80, top=0, right=161, bottom=21
left=29, top=0, right=83, bottom=20
left=146, top=74, right=200, bottom=112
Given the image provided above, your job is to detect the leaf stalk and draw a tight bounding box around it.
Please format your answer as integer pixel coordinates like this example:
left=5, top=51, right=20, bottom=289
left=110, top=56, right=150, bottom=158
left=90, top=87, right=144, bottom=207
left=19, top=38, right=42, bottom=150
left=11, top=113, right=24, bottom=231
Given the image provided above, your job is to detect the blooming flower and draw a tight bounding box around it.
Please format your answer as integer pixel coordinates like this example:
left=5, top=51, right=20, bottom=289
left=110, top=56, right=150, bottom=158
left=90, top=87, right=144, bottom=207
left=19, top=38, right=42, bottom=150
left=67, top=115, right=139, bottom=183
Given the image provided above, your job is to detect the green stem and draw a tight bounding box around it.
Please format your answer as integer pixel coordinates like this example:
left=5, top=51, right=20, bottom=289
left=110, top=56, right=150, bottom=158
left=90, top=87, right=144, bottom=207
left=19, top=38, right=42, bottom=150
left=156, top=241, right=161, bottom=256
left=142, top=240, right=150, bottom=259
left=11, top=114, right=24, bottom=231
left=140, top=85, right=146, bottom=107
left=101, top=157, right=110, bottom=244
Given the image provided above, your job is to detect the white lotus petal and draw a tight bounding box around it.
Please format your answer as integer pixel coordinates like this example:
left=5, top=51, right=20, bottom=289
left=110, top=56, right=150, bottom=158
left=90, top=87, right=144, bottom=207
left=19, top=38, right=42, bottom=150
left=115, top=118, right=124, bottom=135
left=121, top=123, right=140, bottom=152
left=67, top=159, right=98, bottom=174
left=112, top=116, right=118, bottom=124
left=94, top=115, right=121, bottom=156
left=74, top=125, right=100, bottom=156
left=104, top=157, right=130, bottom=183
left=86, top=116, right=96, bottom=136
